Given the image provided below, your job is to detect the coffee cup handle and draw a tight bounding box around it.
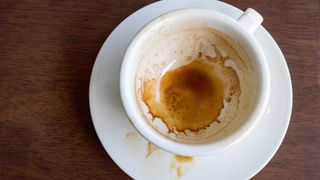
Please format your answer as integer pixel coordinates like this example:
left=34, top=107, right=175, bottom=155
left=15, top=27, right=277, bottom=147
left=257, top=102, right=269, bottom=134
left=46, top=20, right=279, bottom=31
left=237, top=8, right=263, bottom=33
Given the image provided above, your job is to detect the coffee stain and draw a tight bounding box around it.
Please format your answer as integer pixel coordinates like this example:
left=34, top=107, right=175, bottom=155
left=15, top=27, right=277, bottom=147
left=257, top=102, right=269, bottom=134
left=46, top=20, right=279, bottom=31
left=177, top=166, right=183, bottom=178
left=169, top=155, right=194, bottom=178
left=125, top=132, right=195, bottom=179
left=145, top=142, right=159, bottom=158
left=143, top=142, right=194, bottom=178
left=142, top=59, right=225, bottom=132
left=126, top=132, right=138, bottom=138
left=124, top=131, right=150, bottom=161
left=208, top=28, right=250, bottom=70
left=142, top=54, right=240, bottom=133
left=126, top=132, right=161, bottom=159
left=175, top=155, right=193, bottom=163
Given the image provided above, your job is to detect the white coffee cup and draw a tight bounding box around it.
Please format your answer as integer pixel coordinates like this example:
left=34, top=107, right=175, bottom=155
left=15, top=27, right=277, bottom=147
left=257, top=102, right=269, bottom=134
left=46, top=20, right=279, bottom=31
left=120, top=8, right=270, bottom=156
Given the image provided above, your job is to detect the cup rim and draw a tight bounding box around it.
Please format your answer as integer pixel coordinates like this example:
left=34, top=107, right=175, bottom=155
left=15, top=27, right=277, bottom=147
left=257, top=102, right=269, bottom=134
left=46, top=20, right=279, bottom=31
left=120, top=8, right=270, bottom=156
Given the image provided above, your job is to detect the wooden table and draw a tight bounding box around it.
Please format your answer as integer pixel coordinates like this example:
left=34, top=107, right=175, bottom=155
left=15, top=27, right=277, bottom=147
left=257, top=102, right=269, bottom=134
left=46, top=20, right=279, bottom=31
left=0, top=0, right=319, bottom=179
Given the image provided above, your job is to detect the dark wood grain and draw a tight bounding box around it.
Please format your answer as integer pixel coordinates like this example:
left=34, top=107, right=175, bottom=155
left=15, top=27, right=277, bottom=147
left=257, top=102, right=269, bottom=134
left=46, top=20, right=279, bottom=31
left=0, top=0, right=319, bottom=179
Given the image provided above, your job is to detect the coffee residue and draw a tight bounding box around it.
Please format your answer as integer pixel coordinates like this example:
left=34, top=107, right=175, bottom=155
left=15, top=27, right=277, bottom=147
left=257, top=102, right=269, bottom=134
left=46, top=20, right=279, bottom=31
left=125, top=132, right=138, bottom=138
left=175, top=155, right=193, bottom=163
left=142, top=57, right=240, bottom=132
left=145, top=142, right=159, bottom=158
left=170, top=155, right=194, bottom=178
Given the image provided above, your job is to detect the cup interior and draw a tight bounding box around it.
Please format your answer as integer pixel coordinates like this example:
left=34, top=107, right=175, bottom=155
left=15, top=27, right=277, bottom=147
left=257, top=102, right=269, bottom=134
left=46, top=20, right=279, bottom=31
left=120, top=8, right=269, bottom=156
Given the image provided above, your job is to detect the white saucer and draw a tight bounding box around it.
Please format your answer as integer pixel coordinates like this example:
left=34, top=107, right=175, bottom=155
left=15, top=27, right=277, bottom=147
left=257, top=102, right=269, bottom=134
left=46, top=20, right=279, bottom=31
left=89, top=0, right=293, bottom=179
